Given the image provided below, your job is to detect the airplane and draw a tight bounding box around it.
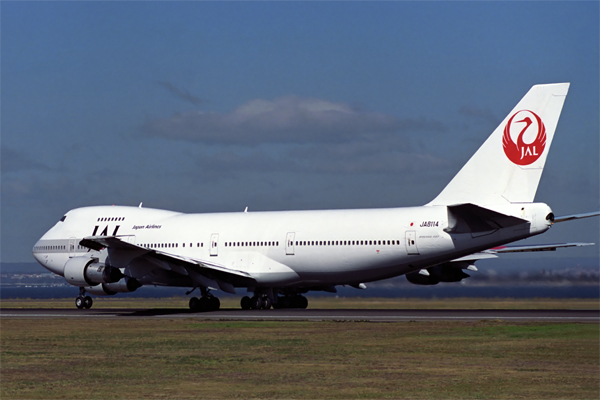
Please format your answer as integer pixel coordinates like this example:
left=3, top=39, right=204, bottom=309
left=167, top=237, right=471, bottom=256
left=32, top=83, right=599, bottom=311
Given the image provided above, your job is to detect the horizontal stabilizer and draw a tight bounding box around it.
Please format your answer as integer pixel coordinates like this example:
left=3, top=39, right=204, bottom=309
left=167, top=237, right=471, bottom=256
left=446, top=203, right=527, bottom=233
left=553, top=211, right=600, bottom=223
left=487, top=242, right=595, bottom=253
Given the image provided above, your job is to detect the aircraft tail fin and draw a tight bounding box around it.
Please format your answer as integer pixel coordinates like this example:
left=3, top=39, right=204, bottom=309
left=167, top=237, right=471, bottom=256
left=428, top=83, right=569, bottom=206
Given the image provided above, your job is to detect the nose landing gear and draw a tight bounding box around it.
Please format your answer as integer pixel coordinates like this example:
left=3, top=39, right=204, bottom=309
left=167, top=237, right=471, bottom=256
left=75, top=287, right=93, bottom=309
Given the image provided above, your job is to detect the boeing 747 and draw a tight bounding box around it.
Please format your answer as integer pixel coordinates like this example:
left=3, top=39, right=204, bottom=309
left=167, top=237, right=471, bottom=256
left=32, top=83, right=599, bottom=310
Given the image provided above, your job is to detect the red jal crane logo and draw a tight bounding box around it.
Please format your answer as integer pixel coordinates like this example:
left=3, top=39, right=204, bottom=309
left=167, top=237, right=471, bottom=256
left=502, top=110, right=546, bottom=166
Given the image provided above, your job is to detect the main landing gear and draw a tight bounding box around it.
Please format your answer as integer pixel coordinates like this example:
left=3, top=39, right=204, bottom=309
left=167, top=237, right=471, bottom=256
left=189, top=288, right=220, bottom=312
left=75, top=287, right=93, bottom=309
left=274, top=295, right=308, bottom=309
left=240, top=294, right=308, bottom=310
left=240, top=295, right=271, bottom=310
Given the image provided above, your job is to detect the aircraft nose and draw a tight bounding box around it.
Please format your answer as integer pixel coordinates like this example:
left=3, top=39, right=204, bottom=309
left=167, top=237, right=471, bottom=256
left=32, top=242, right=43, bottom=263
left=32, top=238, right=64, bottom=275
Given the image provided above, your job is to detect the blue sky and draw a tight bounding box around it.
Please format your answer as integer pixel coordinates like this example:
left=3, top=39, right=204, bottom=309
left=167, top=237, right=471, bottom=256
left=2, top=1, right=598, bottom=265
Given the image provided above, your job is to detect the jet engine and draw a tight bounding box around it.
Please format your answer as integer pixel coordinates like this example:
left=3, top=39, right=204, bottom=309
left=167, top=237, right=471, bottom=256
left=406, top=263, right=470, bottom=285
left=85, top=277, right=142, bottom=296
left=63, top=256, right=124, bottom=287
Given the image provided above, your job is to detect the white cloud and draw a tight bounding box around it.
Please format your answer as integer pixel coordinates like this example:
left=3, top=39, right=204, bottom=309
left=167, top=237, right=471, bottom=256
left=142, top=96, right=445, bottom=145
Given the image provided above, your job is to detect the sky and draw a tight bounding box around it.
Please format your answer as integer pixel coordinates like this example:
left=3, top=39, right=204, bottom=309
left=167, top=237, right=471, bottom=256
left=1, top=1, right=599, bottom=266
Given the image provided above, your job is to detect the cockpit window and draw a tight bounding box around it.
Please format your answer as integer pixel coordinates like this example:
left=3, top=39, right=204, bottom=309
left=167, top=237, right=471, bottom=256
left=60, top=215, right=67, bottom=222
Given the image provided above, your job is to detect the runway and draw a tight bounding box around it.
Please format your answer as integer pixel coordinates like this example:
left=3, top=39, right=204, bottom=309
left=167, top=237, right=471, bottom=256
left=1, top=308, right=598, bottom=322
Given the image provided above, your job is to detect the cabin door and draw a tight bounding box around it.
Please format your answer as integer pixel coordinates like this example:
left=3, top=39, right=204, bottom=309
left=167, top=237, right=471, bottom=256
left=285, top=232, right=295, bottom=255
left=405, top=231, right=419, bottom=255
left=68, top=238, right=77, bottom=258
left=210, top=233, right=219, bottom=256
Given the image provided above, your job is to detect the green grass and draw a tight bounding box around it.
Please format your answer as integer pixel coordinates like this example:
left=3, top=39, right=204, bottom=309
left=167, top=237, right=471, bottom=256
left=1, top=319, right=598, bottom=399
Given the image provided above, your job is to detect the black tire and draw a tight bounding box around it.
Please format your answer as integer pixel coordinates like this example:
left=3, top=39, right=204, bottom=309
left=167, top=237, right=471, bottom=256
left=290, top=295, right=308, bottom=309
left=241, top=296, right=251, bottom=310
left=198, top=296, right=210, bottom=311
left=251, top=296, right=262, bottom=310
left=189, top=297, right=200, bottom=311
left=75, top=296, right=85, bottom=309
left=278, top=296, right=291, bottom=309
left=84, top=296, right=93, bottom=309
left=262, top=297, right=272, bottom=310
left=209, top=296, right=220, bottom=311
left=298, top=295, right=308, bottom=309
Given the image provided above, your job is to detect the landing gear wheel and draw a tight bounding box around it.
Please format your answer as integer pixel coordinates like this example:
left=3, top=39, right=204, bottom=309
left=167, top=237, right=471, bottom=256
left=297, top=295, right=308, bottom=309
left=198, top=296, right=210, bottom=311
left=289, top=295, right=308, bottom=309
left=84, top=296, right=93, bottom=309
left=209, top=296, right=220, bottom=311
left=190, top=295, right=220, bottom=312
left=241, top=296, right=251, bottom=310
left=189, top=297, right=200, bottom=311
left=277, top=296, right=291, bottom=309
left=275, top=295, right=307, bottom=309
left=262, top=297, right=272, bottom=310
left=75, top=296, right=85, bottom=309
left=251, top=296, right=262, bottom=310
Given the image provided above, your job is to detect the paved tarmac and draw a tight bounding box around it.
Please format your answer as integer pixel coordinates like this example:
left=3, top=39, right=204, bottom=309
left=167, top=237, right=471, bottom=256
left=1, top=308, right=598, bottom=322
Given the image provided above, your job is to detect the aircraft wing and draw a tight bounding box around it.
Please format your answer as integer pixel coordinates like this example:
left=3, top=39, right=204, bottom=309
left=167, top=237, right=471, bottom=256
left=80, top=236, right=255, bottom=293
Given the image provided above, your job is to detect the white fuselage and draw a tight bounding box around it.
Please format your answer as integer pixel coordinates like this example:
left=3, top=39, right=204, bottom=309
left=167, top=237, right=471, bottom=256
left=32, top=203, right=553, bottom=290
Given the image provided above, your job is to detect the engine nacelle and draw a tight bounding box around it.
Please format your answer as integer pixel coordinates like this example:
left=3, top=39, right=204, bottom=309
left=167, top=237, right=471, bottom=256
left=85, top=277, right=142, bottom=296
left=406, top=264, right=470, bottom=285
left=63, top=256, right=124, bottom=287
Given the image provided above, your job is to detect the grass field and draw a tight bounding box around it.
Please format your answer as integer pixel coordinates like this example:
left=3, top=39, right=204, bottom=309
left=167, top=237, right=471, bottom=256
left=1, top=298, right=599, bottom=399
